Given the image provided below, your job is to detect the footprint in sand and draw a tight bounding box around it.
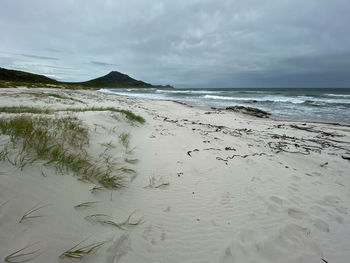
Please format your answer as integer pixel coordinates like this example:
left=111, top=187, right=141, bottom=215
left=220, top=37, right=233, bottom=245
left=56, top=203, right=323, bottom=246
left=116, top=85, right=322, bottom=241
left=287, top=208, right=308, bottom=219
left=313, top=219, right=330, bottom=232
left=142, top=224, right=166, bottom=246
left=270, top=196, right=284, bottom=206
left=311, top=205, right=344, bottom=224
left=163, top=206, right=171, bottom=212
left=323, top=195, right=341, bottom=207
left=288, top=183, right=300, bottom=193
left=317, top=195, right=347, bottom=215
left=221, top=247, right=233, bottom=263
left=223, top=224, right=321, bottom=263
left=105, top=234, right=131, bottom=263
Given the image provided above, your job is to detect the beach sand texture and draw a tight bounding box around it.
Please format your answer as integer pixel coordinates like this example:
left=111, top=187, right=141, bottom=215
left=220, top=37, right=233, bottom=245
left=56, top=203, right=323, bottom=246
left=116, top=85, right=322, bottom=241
left=0, top=87, right=349, bottom=263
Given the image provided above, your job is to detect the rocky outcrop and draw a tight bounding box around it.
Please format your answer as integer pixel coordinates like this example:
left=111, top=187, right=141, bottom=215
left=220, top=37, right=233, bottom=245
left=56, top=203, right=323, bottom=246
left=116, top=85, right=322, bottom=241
left=226, top=106, right=271, bottom=118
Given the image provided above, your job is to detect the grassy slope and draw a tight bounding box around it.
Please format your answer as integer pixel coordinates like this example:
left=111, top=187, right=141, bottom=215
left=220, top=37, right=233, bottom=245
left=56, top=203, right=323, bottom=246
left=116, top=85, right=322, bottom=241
left=0, top=67, right=58, bottom=84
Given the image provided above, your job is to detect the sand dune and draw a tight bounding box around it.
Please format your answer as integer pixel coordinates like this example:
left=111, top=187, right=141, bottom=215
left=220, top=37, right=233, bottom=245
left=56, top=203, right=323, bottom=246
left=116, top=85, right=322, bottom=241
left=0, top=87, right=349, bottom=263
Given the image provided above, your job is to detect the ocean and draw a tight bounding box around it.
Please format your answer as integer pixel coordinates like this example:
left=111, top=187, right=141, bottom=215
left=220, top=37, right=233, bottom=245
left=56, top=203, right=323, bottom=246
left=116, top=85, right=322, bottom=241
left=100, top=88, right=350, bottom=124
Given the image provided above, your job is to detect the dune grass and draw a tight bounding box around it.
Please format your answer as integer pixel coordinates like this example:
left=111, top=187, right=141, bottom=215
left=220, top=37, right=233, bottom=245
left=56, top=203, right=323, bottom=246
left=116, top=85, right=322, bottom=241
left=74, top=201, right=99, bottom=209
left=0, top=200, right=9, bottom=208
left=23, top=92, right=84, bottom=103
left=0, top=115, right=123, bottom=189
left=144, top=176, right=170, bottom=189
left=59, top=239, right=105, bottom=260
left=4, top=242, right=40, bottom=263
left=19, top=203, right=49, bottom=223
left=124, top=158, right=139, bottom=164
left=85, top=211, right=143, bottom=230
left=61, top=107, right=145, bottom=124
left=89, top=185, right=104, bottom=194
left=0, top=106, right=144, bottom=124
left=119, top=132, right=136, bottom=154
left=0, top=106, right=52, bottom=114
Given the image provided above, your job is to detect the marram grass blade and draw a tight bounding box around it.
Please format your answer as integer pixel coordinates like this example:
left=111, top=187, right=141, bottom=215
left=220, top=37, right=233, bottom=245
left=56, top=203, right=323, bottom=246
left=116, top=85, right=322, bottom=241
left=74, top=201, right=99, bottom=209
left=84, top=211, right=143, bottom=230
left=4, top=242, right=40, bottom=263
left=89, top=185, right=104, bottom=194
left=19, top=203, right=50, bottom=223
left=59, top=239, right=105, bottom=260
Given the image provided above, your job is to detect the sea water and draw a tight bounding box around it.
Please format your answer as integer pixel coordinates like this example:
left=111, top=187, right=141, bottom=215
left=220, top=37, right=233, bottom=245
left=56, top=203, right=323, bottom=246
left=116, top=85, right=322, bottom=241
left=100, top=88, right=350, bottom=124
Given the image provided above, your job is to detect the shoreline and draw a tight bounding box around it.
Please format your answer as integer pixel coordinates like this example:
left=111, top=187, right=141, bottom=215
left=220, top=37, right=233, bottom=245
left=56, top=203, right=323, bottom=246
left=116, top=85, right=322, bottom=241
left=101, top=90, right=350, bottom=127
left=1, top=87, right=350, bottom=263
left=97, top=87, right=350, bottom=125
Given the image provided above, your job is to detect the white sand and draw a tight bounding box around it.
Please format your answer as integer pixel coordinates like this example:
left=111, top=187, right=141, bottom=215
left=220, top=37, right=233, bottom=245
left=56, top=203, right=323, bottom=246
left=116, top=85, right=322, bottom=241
left=0, top=87, right=349, bottom=263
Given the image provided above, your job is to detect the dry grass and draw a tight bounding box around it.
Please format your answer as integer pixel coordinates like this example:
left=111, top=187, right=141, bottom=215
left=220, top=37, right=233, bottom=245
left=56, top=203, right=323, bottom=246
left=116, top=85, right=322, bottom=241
left=89, top=185, right=104, bottom=194
left=85, top=211, right=143, bottom=230
left=19, top=203, right=50, bottom=223
left=144, top=176, right=170, bottom=189
left=74, top=201, right=99, bottom=209
left=59, top=238, right=104, bottom=260
left=124, top=158, right=139, bottom=164
left=4, top=242, right=41, bottom=263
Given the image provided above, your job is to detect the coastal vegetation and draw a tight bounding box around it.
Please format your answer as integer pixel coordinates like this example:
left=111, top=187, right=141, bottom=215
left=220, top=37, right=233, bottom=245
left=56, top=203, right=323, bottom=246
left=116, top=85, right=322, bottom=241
left=59, top=239, right=105, bottom=260
left=61, top=107, right=145, bottom=123
left=0, top=106, right=52, bottom=114
left=4, top=242, right=41, bottom=263
left=84, top=211, right=143, bottom=230
left=0, top=105, right=144, bottom=189
left=0, top=106, right=145, bottom=123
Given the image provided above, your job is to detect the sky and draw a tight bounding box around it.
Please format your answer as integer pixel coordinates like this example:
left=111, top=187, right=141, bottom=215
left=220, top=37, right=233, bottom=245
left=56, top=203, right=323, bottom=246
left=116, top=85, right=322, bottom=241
left=0, top=0, right=349, bottom=88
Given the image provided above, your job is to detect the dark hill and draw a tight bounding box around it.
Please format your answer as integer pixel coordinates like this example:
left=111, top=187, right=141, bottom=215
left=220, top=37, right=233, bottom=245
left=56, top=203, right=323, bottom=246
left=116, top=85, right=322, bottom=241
left=78, top=71, right=153, bottom=88
left=0, top=67, right=173, bottom=89
left=0, top=67, right=58, bottom=84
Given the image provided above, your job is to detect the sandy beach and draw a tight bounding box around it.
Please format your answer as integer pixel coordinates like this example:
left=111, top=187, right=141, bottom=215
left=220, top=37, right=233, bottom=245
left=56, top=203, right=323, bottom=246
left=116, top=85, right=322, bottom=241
left=0, top=87, right=349, bottom=263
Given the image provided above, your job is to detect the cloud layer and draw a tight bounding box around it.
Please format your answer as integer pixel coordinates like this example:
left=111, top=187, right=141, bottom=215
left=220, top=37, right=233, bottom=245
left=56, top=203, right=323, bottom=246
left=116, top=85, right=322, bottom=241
left=1, top=0, right=349, bottom=87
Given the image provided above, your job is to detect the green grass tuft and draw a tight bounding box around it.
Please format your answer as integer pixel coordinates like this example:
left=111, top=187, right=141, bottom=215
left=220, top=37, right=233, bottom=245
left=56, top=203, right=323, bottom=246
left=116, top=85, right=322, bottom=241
left=22, top=92, right=84, bottom=103
left=0, top=106, right=52, bottom=114
left=0, top=115, right=123, bottom=189
left=61, top=107, right=145, bottom=123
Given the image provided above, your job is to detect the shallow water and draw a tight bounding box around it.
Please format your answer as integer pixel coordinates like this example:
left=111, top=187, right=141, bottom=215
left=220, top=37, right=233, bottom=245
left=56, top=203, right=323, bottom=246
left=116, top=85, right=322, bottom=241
left=101, top=88, right=350, bottom=124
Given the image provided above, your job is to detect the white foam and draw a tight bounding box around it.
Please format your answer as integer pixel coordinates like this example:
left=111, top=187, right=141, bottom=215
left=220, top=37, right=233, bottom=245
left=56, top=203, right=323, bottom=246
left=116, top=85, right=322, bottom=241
left=203, top=95, right=306, bottom=104
left=324, top=93, right=350, bottom=98
left=156, top=89, right=220, bottom=95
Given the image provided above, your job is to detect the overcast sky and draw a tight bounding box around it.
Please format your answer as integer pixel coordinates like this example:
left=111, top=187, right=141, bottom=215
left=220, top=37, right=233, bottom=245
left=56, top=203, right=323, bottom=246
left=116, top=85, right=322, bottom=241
left=0, top=0, right=349, bottom=88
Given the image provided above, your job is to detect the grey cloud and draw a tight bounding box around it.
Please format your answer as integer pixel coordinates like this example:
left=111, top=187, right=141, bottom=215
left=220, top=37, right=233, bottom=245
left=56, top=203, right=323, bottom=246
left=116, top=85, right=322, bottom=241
left=20, top=54, right=59, bottom=61
left=0, top=0, right=349, bottom=87
left=90, top=61, right=119, bottom=67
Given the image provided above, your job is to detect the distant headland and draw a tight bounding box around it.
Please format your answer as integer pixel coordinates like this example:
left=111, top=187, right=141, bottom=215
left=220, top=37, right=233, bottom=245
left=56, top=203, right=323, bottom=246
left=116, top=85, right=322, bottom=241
left=0, top=67, right=173, bottom=89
